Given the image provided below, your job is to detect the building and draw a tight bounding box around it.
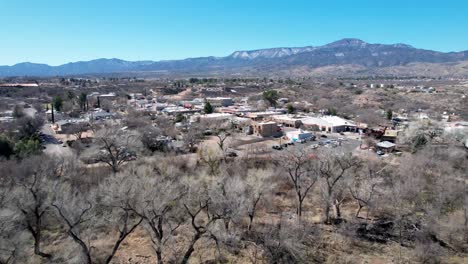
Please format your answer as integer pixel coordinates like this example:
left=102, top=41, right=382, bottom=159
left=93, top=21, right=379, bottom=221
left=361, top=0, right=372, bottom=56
left=161, top=106, right=201, bottom=115
left=206, top=97, right=234, bottom=107
left=381, top=129, right=399, bottom=142
left=271, top=115, right=303, bottom=128
left=254, top=121, right=281, bottom=137
left=53, top=119, right=88, bottom=134
left=286, top=130, right=315, bottom=142
left=190, top=113, right=233, bottom=123
left=301, top=116, right=356, bottom=133
left=376, top=141, right=396, bottom=153
left=0, top=83, right=39, bottom=87
left=245, top=110, right=286, bottom=121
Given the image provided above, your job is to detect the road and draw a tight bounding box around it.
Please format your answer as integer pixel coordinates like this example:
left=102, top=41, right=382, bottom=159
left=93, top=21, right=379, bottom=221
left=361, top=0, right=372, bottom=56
left=40, top=123, right=74, bottom=157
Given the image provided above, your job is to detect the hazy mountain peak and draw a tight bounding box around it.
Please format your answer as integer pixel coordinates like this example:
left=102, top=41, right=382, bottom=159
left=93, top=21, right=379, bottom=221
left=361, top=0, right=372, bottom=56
left=229, top=46, right=316, bottom=59
left=1, top=38, right=467, bottom=77
left=324, top=38, right=368, bottom=48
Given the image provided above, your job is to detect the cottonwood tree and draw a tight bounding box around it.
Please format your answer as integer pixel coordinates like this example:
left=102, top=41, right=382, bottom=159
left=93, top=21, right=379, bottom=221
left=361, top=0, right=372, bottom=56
left=116, top=164, right=186, bottom=264
left=198, top=146, right=222, bottom=176
left=182, top=124, right=203, bottom=153
left=244, top=168, right=275, bottom=231
left=91, top=125, right=140, bottom=173
left=52, top=183, right=95, bottom=264
left=179, top=180, right=226, bottom=264
left=279, top=149, right=319, bottom=219
left=53, top=177, right=143, bottom=264
left=11, top=157, right=66, bottom=259
left=0, top=162, right=21, bottom=264
left=349, top=161, right=385, bottom=219
left=98, top=173, right=144, bottom=264
left=62, top=122, right=89, bottom=141
left=316, top=151, right=361, bottom=224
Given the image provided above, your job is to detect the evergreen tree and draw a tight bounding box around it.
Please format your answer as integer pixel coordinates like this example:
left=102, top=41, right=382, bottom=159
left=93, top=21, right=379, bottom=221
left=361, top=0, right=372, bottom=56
left=386, top=109, right=393, bottom=120
left=204, top=102, right=214, bottom=114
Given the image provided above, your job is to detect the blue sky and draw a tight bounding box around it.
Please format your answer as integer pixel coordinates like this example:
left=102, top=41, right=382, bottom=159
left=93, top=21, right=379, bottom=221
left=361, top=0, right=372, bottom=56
left=1, top=0, right=467, bottom=65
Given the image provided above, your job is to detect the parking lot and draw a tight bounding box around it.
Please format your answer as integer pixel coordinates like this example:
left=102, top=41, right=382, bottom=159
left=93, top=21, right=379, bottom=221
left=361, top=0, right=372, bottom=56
left=232, top=132, right=362, bottom=156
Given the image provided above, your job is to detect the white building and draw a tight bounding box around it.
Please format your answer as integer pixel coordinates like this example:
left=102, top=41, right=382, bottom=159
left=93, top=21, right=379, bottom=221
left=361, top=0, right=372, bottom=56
left=301, top=116, right=357, bottom=133
left=286, top=130, right=314, bottom=142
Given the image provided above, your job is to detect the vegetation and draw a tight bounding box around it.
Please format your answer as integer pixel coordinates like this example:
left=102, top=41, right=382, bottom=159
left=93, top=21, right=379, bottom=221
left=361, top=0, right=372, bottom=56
left=262, top=90, right=279, bottom=107
left=203, top=101, right=214, bottom=114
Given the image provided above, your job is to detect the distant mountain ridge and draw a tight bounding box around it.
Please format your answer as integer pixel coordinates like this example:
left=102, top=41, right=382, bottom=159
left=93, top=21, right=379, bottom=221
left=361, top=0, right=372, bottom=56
left=1, top=38, right=468, bottom=77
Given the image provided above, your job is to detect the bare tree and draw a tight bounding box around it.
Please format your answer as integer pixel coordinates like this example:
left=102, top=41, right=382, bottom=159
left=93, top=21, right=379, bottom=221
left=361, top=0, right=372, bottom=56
left=179, top=180, right=226, bottom=264
left=11, top=157, right=67, bottom=259
left=62, top=122, right=90, bottom=141
left=91, top=126, right=140, bottom=173
left=53, top=176, right=143, bottom=264
left=114, top=165, right=186, bottom=264
left=279, top=149, right=319, bottom=219
left=52, top=184, right=95, bottom=264
left=349, top=161, right=384, bottom=219
left=244, top=168, right=275, bottom=231
left=316, top=151, right=361, bottom=224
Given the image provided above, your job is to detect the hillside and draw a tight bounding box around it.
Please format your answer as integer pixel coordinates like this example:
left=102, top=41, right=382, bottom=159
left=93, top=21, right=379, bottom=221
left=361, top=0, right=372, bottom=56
left=1, top=38, right=468, bottom=77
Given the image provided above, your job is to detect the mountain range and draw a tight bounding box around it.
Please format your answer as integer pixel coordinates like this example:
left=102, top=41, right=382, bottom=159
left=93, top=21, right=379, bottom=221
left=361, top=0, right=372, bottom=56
left=1, top=38, right=468, bottom=77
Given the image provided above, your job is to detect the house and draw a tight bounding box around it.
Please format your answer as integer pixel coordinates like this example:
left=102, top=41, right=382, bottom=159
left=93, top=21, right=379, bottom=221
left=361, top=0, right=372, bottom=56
left=286, top=130, right=315, bottom=142
left=254, top=121, right=281, bottom=137
left=54, top=119, right=88, bottom=134
left=381, top=129, right=399, bottom=142
left=45, top=110, right=64, bottom=122
left=376, top=141, right=396, bottom=153
left=161, top=106, right=201, bottom=115
left=206, top=97, right=233, bottom=107
left=87, top=109, right=115, bottom=121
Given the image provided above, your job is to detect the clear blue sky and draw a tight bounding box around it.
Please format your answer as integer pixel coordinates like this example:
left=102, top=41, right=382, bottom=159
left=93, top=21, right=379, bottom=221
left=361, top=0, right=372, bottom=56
left=1, top=0, right=467, bottom=66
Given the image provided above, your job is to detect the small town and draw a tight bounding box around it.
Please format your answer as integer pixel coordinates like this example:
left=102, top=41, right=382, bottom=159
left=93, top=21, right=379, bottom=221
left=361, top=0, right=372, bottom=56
left=0, top=1, right=467, bottom=263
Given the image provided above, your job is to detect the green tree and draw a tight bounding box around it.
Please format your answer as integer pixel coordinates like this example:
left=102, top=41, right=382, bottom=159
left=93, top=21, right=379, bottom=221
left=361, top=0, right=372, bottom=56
left=411, top=134, right=428, bottom=153
left=287, top=104, right=295, bottom=114
left=79, top=92, right=87, bottom=111
left=328, top=108, right=337, bottom=116
left=67, top=90, right=75, bottom=102
left=262, top=90, right=279, bottom=107
left=0, top=135, right=14, bottom=158
left=52, top=96, right=63, bottom=112
left=204, top=102, right=214, bottom=114
left=386, top=109, right=393, bottom=120
left=14, top=138, right=42, bottom=158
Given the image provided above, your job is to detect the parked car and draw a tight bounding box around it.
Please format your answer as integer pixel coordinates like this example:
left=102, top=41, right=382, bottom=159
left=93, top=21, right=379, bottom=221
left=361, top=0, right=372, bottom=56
left=310, top=144, right=319, bottom=149
left=320, top=135, right=328, bottom=138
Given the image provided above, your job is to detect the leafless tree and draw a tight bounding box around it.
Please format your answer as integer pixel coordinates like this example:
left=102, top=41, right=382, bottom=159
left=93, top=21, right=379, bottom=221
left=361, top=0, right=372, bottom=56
left=53, top=176, right=143, bottom=264
left=10, top=157, right=67, bottom=259
left=52, top=183, right=95, bottom=264
left=349, top=161, right=385, bottom=219
left=316, top=151, right=361, bottom=224
left=91, top=125, right=140, bottom=173
left=244, top=168, right=275, bottom=231
left=115, top=164, right=186, bottom=264
left=179, top=179, right=226, bottom=264
left=198, top=146, right=222, bottom=176
left=279, top=149, right=319, bottom=219
left=63, top=122, right=90, bottom=141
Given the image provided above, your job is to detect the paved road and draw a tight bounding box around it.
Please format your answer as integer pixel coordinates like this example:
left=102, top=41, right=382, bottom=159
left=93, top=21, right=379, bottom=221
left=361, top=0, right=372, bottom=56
left=40, top=124, right=74, bottom=157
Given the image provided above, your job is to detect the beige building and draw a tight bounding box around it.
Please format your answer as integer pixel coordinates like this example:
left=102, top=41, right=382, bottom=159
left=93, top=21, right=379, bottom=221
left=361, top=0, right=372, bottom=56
left=254, top=121, right=280, bottom=137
